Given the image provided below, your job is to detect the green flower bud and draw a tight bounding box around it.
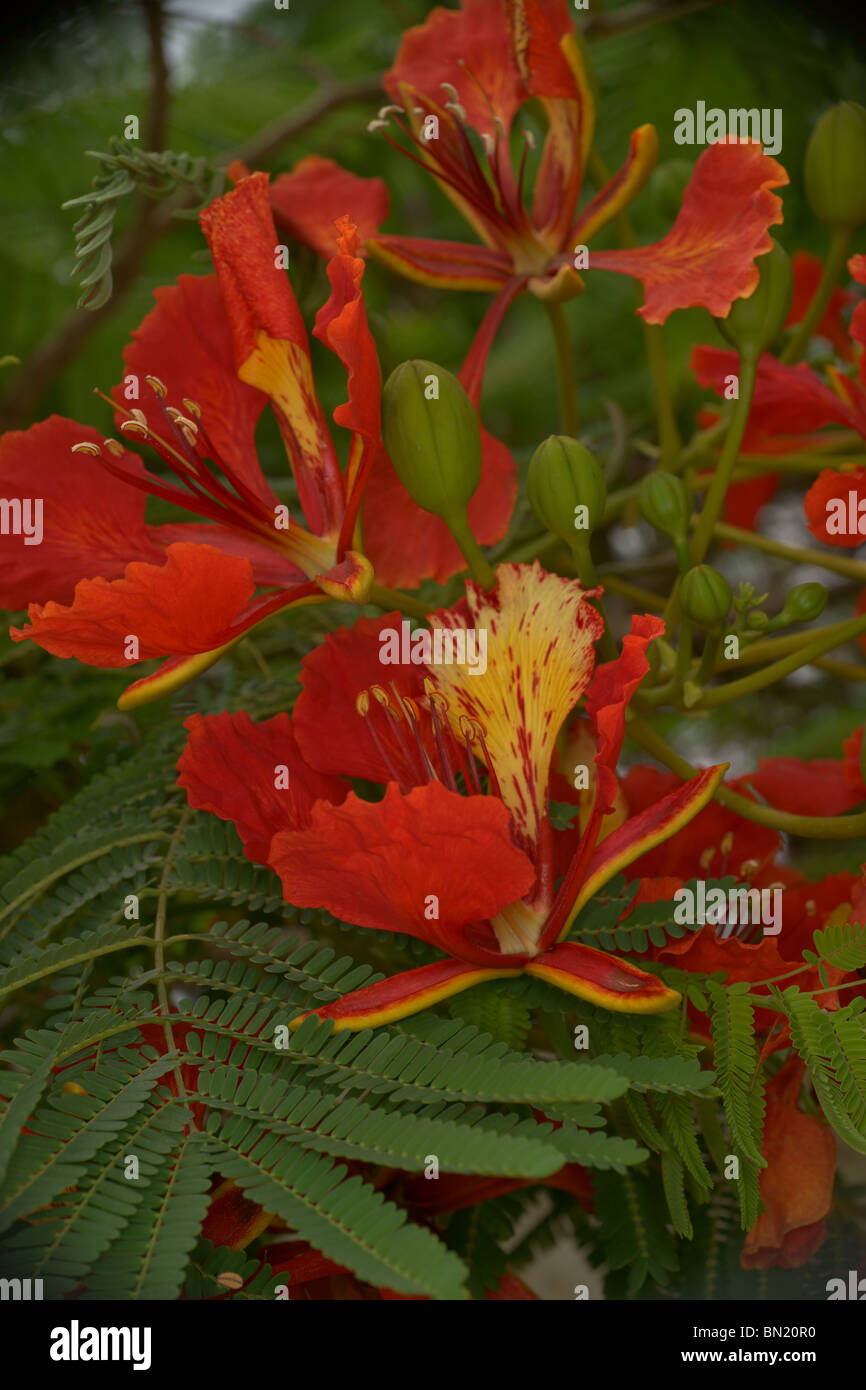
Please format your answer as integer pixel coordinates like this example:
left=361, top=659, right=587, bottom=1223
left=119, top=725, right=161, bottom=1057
left=651, top=159, right=693, bottom=223
left=382, top=360, right=481, bottom=520
left=680, top=565, right=733, bottom=628
left=804, top=101, right=866, bottom=231
left=718, top=240, right=793, bottom=358
left=527, top=435, right=607, bottom=544
left=638, top=471, right=691, bottom=541
left=746, top=609, right=769, bottom=631
left=781, top=581, right=829, bottom=624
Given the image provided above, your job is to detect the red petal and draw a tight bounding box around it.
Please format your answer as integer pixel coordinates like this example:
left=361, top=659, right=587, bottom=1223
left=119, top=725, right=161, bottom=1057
left=147, top=521, right=304, bottom=587
left=787, top=250, right=855, bottom=360
left=11, top=542, right=254, bottom=665
left=586, top=614, right=665, bottom=816
left=621, top=764, right=781, bottom=881
left=0, top=416, right=162, bottom=608
left=293, top=612, right=430, bottom=783
left=312, top=218, right=381, bottom=550
left=268, top=155, right=388, bottom=259
left=200, top=172, right=343, bottom=537
left=805, top=467, right=866, bottom=548
left=571, top=125, right=659, bottom=245
left=527, top=940, right=680, bottom=1013
left=692, top=344, right=861, bottom=438
left=572, top=764, right=727, bottom=921
left=590, top=140, right=787, bottom=323
left=290, top=957, right=521, bottom=1033
left=735, top=757, right=862, bottom=817
left=269, top=780, right=536, bottom=959
left=366, top=235, right=513, bottom=292
left=843, top=728, right=865, bottom=799
left=177, top=710, right=348, bottom=864
left=722, top=473, right=781, bottom=531
left=117, top=274, right=276, bottom=506
left=741, top=1059, right=835, bottom=1270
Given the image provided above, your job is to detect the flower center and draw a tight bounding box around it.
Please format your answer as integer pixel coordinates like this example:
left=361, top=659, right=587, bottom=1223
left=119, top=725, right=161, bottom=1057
left=354, top=679, right=499, bottom=801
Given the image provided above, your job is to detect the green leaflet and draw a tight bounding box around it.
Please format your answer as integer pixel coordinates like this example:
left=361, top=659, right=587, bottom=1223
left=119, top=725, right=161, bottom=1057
left=783, top=991, right=866, bottom=1154
left=707, top=981, right=766, bottom=1229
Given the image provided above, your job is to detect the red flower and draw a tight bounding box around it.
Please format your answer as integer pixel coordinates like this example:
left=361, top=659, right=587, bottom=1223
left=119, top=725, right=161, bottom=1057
left=365, top=0, right=786, bottom=373
left=179, top=562, right=726, bottom=1030
left=692, top=252, right=866, bottom=542
left=741, top=1059, right=836, bottom=1270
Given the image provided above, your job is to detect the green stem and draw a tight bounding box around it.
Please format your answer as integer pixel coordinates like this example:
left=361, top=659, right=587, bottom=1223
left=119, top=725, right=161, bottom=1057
left=572, top=539, right=617, bottom=659
left=708, top=520, right=866, bottom=583
left=780, top=226, right=853, bottom=364
left=544, top=300, right=579, bottom=435
left=446, top=509, right=496, bottom=589
left=695, top=612, right=866, bottom=707
left=689, top=349, right=758, bottom=565
left=368, top=582, right=430, bottom=619
left=721, top=619, right=856, bottom=668
left=642, top=322, right=682, bottom=467
left=627, top=711, right=866, bottom=838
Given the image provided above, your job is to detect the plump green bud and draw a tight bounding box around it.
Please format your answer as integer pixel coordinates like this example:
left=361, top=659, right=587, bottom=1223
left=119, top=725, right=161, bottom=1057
left=782, top=581, right=829, bottom=624
left=746, top=609, right=769, bottom=631
left=718, top=240, right=793, bottom=358
left=638, top=471, right=691, bottom=541
left=382, top=360, right=481, bottom=520
left=680, top=565, right=733, bottom=628
left=651, top=159, right=693, bottom=223
left=527, top=435, right=607, bottom=543
left=804, top=101, right=866, bottom=231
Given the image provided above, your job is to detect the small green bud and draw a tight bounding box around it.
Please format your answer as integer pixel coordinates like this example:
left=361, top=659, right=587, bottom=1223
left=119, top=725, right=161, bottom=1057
left=527, top=435, right=607, bottom=544
left=746, top=609, right=769, bottom=631
left=651, top=159, right=693, bottom=223
left=718, top=240, right=793, bottom=358
left=382, top=360, right=481, bottom=520
left=638, top=471, right=691, bottom=541
left=680, top=565, right=733, bottom=628
left=781, top=581, right=829, bottom=624
left=804, top=101, right=866, bottom=231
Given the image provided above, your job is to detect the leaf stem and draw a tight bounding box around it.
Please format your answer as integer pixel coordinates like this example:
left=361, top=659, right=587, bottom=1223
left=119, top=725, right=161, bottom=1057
left=544, top=300, right=579, bottom=436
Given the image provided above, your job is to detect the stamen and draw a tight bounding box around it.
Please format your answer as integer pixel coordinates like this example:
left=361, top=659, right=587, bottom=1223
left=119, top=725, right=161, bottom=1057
left=145, top=374, right=167, bottom=399
left=378, top=104, right=404, bottom=119
left=103, top=438, right=126, bottom=457
left=356, top=689, right=409, bottom=792
left=72, top=441, right=102, bottom=456
left=393, top=688, right=437, bottom=783
left=367, top=119, right=390, bottom=133
left=460, top=715, right=484, bottom=794
left=182, top=398, right=202, bottom=419
left=740, top=858, right=760, bottom=879
left=119, top=420, right=149, bottom=438
left=699, top=846, right=715, bottom=870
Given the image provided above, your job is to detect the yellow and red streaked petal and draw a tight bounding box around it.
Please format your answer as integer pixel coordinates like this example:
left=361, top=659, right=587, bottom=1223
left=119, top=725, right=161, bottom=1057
left=805, top=467, right=866, bottom=548
left=117, top=274, right=276, bottom=506
left=266, top=155, right=389, bottom=260
left=560, top=764, right=728, bottom=936
left=788, top=250, right=856, bottom=361
left=177, top=710, right=348, bottom=864
left=289, top=957, right=521, bottom=1034
left=0, top=416, right=164, bottom=610
left=589, top=139, right=788, bottom=324
left=530, top=31, right=596, bottom=243
left=312, top=218, right=381, bottom=553
left=429, top=562, right=604, bottom=859
left=571, top=125, right=659, bottom=246
left=692, top=345, right=862, bottom=438
left=526, top=940, right=680, bottom=1014
left=200, top=172, right=344, bottom=537
left=365, top=235, right=513, bottom=292
left=269, top=780, right=536, bottom=959
left=10, top=542, right=255, bottom=666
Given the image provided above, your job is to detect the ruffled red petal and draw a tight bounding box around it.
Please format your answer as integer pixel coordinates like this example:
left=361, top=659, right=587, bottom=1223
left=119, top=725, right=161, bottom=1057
left=267, top=155, right=388, bottom=259
left=693, top=344, right=861, bottom=438
left=10, top=541, right=255, bottom=665
left=788, top=250, right=855, bottom=360
left=735, top=756, right=862, bottom=817
left=0, top=416, right=162, bottom=608
left=590, top=140, right=787, bottom=323
left=586, top=614, right=665, bottom=816
left=177, top=710, right=347, bottom=864
left=269, top=780, right=536, bottom=958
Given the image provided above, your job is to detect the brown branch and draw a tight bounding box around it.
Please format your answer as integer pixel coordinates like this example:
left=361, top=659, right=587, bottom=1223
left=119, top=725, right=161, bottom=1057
left=582, top=0, right=724, bottom=40
left=0, top=18, right=380, bottom=431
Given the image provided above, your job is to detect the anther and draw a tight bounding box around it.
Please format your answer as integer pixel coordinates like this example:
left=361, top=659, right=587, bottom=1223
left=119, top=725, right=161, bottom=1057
left=102, top=439, right=126, bottom=457
left=481, top=132, right=495, bottom=156
left=72, top=441, right=102, bottom=456
left=741, top=858, right=760, bottom=878
left=699, top=847, right=715, bottom=870
left=370, top=684, right=397, bottom=715
left=367, top=119, right=390, bottom=132
left=377, top=104, right=404, bottom=119
left=522, top=128, right=536, bottom=150
left=356, top=691, right=371, bottom=718
left=145, top=375, right=167, bottom=398
left=720, top=832, right=734, bottom=856
left=120, top=420, right=149, bottom=438
left=805, top=899, right=816, bottom=915
left=182, top=398, right=202, bottom=419
left=129, top=408, right=149, bottom=427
